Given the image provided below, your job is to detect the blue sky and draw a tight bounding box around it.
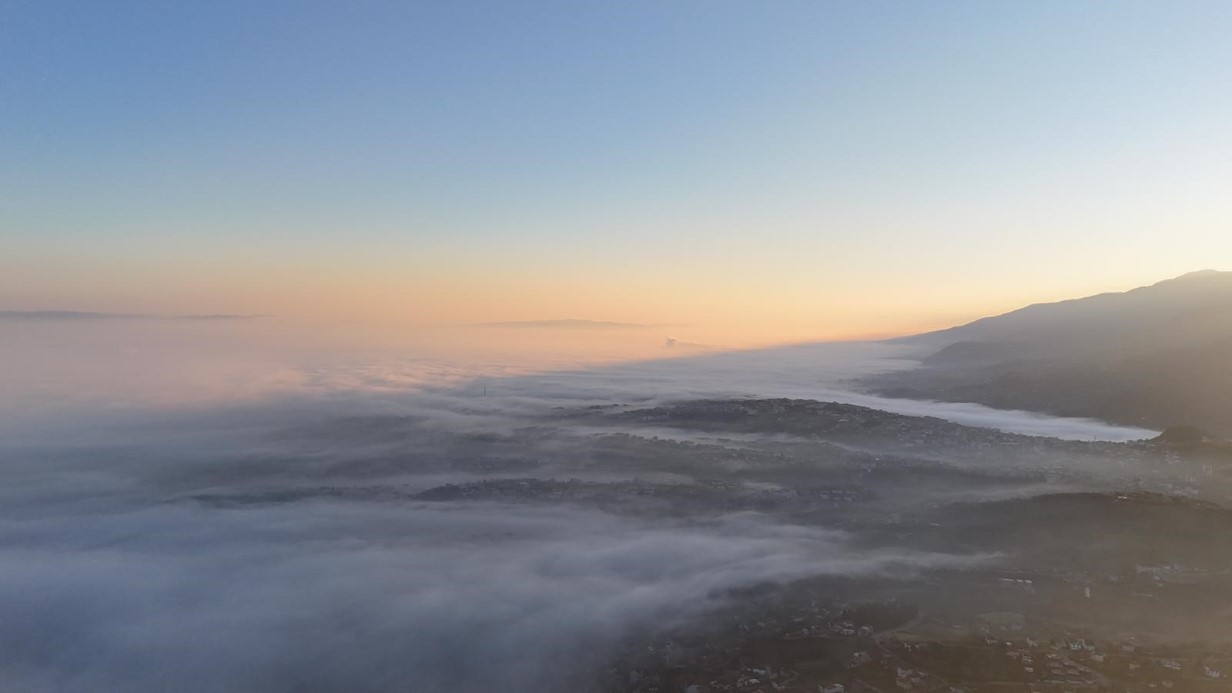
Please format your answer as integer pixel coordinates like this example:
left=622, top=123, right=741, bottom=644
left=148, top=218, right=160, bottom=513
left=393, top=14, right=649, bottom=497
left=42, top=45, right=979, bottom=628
left=3, top=1, right=1231, bottom=338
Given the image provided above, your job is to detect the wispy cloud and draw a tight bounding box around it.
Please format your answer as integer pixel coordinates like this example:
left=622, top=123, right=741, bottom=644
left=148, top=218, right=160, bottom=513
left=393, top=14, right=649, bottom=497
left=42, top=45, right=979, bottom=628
left=0, top=311, right=269, bottom=321
left=469, top=319, right=678, bottom=329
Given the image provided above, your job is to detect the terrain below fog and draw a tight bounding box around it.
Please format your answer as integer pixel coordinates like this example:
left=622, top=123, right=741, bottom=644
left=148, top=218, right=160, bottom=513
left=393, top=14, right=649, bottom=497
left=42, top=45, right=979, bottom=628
left=1, top=319, right=1226, bottom=692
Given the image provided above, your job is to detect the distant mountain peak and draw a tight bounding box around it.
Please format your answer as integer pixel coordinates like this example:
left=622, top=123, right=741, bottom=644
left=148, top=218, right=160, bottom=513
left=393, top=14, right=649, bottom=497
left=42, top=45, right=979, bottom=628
left=1141, top=269, right=1231, bottom=292
left=1172, top=268, right=1225, bottom=280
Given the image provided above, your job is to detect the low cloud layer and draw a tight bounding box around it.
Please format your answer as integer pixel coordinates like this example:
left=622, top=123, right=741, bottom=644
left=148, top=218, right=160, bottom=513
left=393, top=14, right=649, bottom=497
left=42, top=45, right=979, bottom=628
left=0, top=491, right=986, bottom=692
left=0, top=320, right=1153, bottom=691
left=0, top=311, right=267, bottom=321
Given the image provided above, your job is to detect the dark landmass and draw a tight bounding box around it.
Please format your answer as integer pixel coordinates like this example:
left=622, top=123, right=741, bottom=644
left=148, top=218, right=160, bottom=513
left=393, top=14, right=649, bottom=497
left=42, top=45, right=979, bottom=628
left=1152, top=425, right=1232, bottom=464
left=599, top=398, right=1175, bottom=480
left=867, top=270, right=1232, bottom=436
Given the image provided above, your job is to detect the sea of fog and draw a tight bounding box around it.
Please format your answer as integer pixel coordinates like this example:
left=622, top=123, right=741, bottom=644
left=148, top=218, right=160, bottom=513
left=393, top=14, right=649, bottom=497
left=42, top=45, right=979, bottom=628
left=0, top=319, right=1154, bottom=442
left=0, top=319, right=1150, bottom=691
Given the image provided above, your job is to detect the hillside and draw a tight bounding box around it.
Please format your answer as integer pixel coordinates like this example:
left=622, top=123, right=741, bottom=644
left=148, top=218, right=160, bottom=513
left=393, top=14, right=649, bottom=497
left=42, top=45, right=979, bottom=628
left=869, top=271, right=1232, bottom=435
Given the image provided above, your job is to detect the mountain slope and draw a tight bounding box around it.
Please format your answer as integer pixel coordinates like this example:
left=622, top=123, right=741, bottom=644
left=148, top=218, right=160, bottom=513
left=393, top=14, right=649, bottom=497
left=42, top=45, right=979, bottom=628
left=869, top=271, right=1232, bottom=435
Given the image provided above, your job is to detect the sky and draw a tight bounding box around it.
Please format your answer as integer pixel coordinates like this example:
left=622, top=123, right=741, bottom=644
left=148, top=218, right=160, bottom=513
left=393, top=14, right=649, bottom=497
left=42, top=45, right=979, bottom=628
left=3, top=1, right=1231, bottom=344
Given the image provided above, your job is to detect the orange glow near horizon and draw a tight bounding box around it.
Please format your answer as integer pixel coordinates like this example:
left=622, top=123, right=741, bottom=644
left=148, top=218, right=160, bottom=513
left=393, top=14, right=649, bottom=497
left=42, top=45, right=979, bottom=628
left=4, top=250, right=1226, bottom=351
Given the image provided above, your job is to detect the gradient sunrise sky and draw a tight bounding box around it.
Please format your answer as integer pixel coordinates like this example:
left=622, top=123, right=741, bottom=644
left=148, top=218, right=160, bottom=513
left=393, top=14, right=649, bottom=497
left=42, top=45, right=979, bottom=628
left=4, top=1, right=1231, bottom=343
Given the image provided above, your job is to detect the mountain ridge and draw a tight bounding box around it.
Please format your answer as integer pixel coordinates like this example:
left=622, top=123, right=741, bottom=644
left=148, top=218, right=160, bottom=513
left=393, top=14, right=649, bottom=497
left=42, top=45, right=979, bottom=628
left=869, top=270, right=1232, bottom=435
